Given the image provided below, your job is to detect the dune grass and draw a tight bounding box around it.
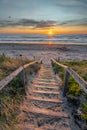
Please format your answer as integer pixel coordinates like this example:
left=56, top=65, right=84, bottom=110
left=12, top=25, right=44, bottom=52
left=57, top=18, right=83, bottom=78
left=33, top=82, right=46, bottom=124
left=52, top=60, right=87, bottom=96
left=59, top=61, right=87, bottom=82
left=0, top=76, right=25, bottom=130
left=0, top=54, right=40, bottom=129
left=0, top=53, right=31, bottom=81
left=52, top=60, right=87, bottom=121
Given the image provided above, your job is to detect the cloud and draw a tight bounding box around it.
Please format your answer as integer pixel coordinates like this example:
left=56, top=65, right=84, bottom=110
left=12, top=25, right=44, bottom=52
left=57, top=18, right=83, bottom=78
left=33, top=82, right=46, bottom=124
left=58, top=18, right=87, bottom=26
left=35, top=20, right=56, bottom=28
left=0, top=19, right=56, bottom=28
left=0, top=18, right=87, bottom=29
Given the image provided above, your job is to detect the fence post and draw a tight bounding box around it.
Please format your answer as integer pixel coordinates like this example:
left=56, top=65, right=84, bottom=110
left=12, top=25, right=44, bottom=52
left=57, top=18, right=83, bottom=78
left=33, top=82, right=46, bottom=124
left=63, top=70, right=70, bottom=96
left=19, top=67, right=25, bottom=86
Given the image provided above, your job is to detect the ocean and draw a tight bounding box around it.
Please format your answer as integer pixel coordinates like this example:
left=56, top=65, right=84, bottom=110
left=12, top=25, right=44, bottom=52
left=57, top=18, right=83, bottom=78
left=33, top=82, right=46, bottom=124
left=0, top=34, right=87, bottom=44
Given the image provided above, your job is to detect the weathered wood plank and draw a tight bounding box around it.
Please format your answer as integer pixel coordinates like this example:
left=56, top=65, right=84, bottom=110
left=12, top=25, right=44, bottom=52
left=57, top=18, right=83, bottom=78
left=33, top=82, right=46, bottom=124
left=67, top=68, right=87, bottom=93
left=34, top=84, right=57, bottom=89
left=24, top=61, right=37, bottom=68
left=0, top=60, right=39, bottom=91
left=63, top=71, right=70, bottom=96
left=0, top=66, right=23, bottom=90
left=28, top=96, right=62, bottom=103
left=32, top=90, right=59, bottom=94
left=51, top=58, right=68, bottom=69
left=51, top=58, right=87, bottom=94
left=28, top=106, right=68, bottom=118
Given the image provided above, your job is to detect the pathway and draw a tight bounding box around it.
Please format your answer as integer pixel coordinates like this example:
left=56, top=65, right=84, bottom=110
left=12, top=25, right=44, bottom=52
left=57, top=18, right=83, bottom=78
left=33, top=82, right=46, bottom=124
left=16, top=61, right=71, bottom=130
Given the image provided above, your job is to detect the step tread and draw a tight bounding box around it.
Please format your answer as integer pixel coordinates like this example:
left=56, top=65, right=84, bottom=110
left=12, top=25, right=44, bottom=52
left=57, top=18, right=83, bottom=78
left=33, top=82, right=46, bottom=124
left=33, top=84, right=57, bottom=89
left=34, top=81, right=57, bottom=85
left=28, top=96, right=62, bottom=103
left=32, top=90, right=59, bottom=94
left=28, top=106, right=68, bottom=118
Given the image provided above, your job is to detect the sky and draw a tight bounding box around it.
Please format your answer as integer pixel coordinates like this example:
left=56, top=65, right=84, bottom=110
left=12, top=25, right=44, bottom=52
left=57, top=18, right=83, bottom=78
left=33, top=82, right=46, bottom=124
left=0, top=0, right=87, bottom=34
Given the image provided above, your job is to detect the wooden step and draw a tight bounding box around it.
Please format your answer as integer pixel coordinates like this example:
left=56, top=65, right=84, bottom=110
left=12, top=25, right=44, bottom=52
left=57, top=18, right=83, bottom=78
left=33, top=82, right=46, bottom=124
left=16, top=124, right=45, bottom=130
left=34, top=84, right=57, bottom=89
left=28, top=96, right=62, bottom=103
left=16, top=123, right=70, bottom=130
left=38, top=75, right=55, bottom=78
left=34, top=81, right=57, bottom=86
left=33, top=83, right=57, bottom=87
left=34, top=78, right=56, bottom=82
left=32, top=90, right=59, bottom=95
left=28, top=106, right=68, bottom=118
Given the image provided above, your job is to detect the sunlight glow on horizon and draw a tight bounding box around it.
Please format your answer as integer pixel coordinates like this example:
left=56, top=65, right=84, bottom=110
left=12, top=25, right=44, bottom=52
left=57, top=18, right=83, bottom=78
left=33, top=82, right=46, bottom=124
left=48, top=30, right=53, bottom=36
left=0, top=26, right=87, bottom=34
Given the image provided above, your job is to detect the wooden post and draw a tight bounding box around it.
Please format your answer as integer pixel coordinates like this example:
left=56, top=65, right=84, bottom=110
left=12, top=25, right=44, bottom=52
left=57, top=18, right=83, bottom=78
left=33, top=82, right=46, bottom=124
left=41, top=60, right=42, bottom=64
left=63, top=70, right=70, bottom=96
left=19, top=68, right=25, bottom=86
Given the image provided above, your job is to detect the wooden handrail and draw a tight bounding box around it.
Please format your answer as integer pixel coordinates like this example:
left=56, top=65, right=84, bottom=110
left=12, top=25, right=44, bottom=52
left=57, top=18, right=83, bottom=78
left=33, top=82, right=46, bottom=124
left=51, top=58, right=68, bottom=69
left=0, top=66, right=23, bottom=90
left=24, top=61, right=37, bottom=68
left=67, top=68, right=87, bottom=93
left=51, top=58, right=87, bottom=95
left=0, top=60, right=39, bottom=91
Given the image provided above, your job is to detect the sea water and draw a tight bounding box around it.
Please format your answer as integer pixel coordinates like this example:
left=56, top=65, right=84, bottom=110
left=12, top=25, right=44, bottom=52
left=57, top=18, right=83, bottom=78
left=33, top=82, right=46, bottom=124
left=0, top=34, right=87, bottom=44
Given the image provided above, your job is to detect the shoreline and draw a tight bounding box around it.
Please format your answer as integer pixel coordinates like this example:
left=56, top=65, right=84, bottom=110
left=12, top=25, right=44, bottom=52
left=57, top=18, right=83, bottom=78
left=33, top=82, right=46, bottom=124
left=0, top=42, right=87, bottom=45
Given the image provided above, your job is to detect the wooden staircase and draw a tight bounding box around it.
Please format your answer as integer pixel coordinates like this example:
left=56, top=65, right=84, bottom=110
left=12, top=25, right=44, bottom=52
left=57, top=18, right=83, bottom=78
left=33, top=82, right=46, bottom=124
left=16, top=63, right=71, bottom=130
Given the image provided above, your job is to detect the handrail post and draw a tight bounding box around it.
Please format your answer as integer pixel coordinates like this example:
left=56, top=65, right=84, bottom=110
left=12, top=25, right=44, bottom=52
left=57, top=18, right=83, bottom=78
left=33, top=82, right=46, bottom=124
left=39, top=58, right=42, bottom=64
left=19, top=68, right=25, bottom=86
left=63, top=70, right=70, bottom=96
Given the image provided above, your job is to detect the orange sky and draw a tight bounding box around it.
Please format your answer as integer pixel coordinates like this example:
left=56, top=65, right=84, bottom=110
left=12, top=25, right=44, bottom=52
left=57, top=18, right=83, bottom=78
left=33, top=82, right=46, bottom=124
left=0, top=26, right=87, bottom=34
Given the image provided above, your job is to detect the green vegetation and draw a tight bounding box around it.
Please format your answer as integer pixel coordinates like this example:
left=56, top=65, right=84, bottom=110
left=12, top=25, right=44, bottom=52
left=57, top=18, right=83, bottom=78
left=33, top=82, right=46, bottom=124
left=52, top=60, right=87, bottom=96
left=59, top=61, right=87, bottom=82
left=52, top=63, right=65, bottom=81
left=80, top=102, right=87, bottom=121
left=52, top=60, right=87, bottom=121
left=68, top=77, right=82, bottom=96
left=0, top=54, right=41, bottom=129
left=0, top=53, right=31, bottom=80
left=0, top=76, right=25, bottom=130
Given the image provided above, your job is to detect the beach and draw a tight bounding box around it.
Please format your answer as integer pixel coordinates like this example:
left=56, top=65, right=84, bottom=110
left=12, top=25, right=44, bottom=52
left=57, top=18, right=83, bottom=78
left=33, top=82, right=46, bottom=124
left=0, top=43, right=87, bottom=61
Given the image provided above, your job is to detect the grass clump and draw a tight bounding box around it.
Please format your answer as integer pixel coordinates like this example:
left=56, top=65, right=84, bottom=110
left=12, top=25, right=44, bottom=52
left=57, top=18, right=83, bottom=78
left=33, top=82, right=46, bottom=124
left=52, top=60, right=87, bottom=122
left=0, top=76, right=25, bottom=130
left=0, top=54, right=41, bottom=129
left=0, top=53, right=31, bottom=80
left=52, top=63, right=65, bottom=81
left=68, top=77, right=82, bottom=96
left=52, top=61, right=83, bottom=97
left=80, top=102, right=87, bottom=121
left=60, top=61, right=87, bottom=82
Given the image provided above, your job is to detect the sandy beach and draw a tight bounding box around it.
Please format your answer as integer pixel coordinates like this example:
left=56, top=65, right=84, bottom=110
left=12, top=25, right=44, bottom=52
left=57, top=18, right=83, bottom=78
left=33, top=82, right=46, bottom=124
left=0, top=43, right=87, bottom=62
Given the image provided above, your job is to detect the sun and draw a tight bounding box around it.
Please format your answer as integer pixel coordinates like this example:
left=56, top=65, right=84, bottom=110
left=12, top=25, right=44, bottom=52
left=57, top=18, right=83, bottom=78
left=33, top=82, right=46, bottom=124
left=48, top=30, right=53, bottom=36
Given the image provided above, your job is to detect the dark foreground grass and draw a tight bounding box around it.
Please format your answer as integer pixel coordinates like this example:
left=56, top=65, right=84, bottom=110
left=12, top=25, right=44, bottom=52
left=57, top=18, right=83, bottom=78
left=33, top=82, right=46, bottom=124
left=52, top=60, right=87, bottom=121
left=0, top=75, right=25, bottom=130
left=0, top=54, right=41, bottom=129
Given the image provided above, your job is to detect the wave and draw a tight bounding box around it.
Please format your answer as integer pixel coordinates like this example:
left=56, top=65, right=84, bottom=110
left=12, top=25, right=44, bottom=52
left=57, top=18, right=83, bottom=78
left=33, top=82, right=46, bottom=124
left=0, top=34, right=87, bottom=44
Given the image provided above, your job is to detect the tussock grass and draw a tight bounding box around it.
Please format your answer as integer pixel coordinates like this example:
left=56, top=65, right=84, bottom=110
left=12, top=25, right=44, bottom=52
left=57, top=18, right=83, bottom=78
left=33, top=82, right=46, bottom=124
left=0, top=54, right=41, bottom=129
left=0, top=76, right=25, bottom=130
left=52, top=60, right=87, bottom=96
left=0, top=53, right=31, bottom=80
left=59, top=61, right=87, bottom=82
left=52, top=60, right=87, bottom=121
